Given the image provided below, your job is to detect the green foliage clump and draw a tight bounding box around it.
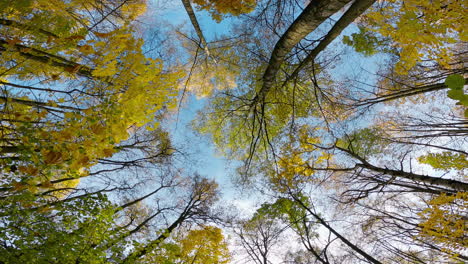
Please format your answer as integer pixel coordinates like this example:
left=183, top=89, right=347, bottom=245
left=418, top=151, right=468, bottom=171
left=342, top=27, right=389, bottom=56
left=445, top=74, right=467, bottom=117
left=0, top=193, right=121, bottom=264
left=336, top=127, right=389, bottom=159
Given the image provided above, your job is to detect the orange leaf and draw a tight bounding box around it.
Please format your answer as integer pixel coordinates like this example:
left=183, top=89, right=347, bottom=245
left=93, top=31, right=112, bottom=38
left=64, top=35, right=85, bottom=41
left=18, top=165, right=39, bottom=176
left=39, top=181, right=53, bottom=188
left=6, top=38, right=22, bottom=45
left=65, top=65, right=81, bottom=74
left=12, top=182, right=27, bottom=191
left=44, top=150, right=63, bottom=164
left=102, top=148, right=114, bottom=157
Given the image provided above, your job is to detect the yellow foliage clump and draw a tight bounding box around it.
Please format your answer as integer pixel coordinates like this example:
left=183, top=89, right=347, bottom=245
left=0, top=0, right=182, bottom=195
left=178, top=226, right=231, bottom=264
left=192, top=0, right=257, bottom=21
left=418, top=192, right=468, bottom=254
left=365, top=0, right=466, bottom=74
left=269, top=125, right=326, bottom=192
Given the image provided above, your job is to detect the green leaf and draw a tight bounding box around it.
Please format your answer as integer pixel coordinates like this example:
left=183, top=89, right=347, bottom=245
left=447, top=89, right=464, bottom=100
left=445, top=74, right=465, bottom=90
left=460, top=95, right=468, bottom=106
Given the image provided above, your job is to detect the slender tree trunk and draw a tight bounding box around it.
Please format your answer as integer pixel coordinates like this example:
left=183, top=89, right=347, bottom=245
left=121, top=207, right=190, bottom=263
left=286, top=0, right=376, bottom=84
left=115, top=185, right=167, bottom=212
left=291, top=193, right=383, bottom=264
left=257, top=0, right=352, bottom=101
left=0, top=146, right=19, bottom=154
left=181, top=0, right=213, bottom=60
left=0, top=18, right=59, bottom=37
left=355, top=79, right=467, bottom=107
left=0, top=96, right=83, bottom=111
left=356, top=163, right=468, bottom=192
left=0, top=39, right=93, bottom=78
left=337, top=146, right=468, bottom=192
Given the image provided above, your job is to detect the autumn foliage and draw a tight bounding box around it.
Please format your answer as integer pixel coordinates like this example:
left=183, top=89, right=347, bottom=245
left=0, top=0, right=467, bottom=263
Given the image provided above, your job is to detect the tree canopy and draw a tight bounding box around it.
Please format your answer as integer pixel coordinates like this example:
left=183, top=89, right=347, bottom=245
left=1, top=0, right=466, bottom=263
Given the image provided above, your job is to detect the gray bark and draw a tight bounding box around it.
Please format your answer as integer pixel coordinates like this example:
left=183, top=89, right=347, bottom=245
left=291, top=193, right=383, bottom=264
left=257, top=0, right=353, bottom=101
left=181, top=0, right=213, bottom=60
left=337, top=146, right=468, bottom=192
left=286, top=0, right=376, bottom=84
left=354, top=78, right=468, bottom=107
left=356, top=163, right=468, bottom=193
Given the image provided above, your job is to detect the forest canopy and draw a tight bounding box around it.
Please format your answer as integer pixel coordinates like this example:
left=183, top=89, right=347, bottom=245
left=0, top=0, right=466, bottom=263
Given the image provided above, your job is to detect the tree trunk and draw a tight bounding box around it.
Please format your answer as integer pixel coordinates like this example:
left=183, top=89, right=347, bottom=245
left=121, top=208, right=190, bottom=263
left=181, top=0, right=213, bottom=60
left=0, top=18, right=59, bottom=38
left=356, top=163, right=468, bottom=192
left=257, top=0, right=352, bottom=101
left=355, top=80, right=467, bottom=107
left=0, top=96, right=83, bottom=111
left=291, top=193, right=382, bottom=264
left=286, top=0, right=376, bottom=84
left=337, top=146, right=468, bottom=192
left=0, top=39, right=93, bottom=78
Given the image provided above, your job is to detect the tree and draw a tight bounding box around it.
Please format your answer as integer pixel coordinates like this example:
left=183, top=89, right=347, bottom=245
left=192, top=0, right=258, bottom=22
left=191, top=0, right=467, bottom=261
left=0, top=193, right=121, bottom=263
left=417, top=192, right=468, bottom=256
left=0, top=173, right=221, bottom=263
left=121, top=177, right=220, bottom=263
left=234, top=212, right=285, bottom=264
left=362, top=0, right=466, bottom=74
left=146, top=225, right=231, bottom=263
left=0, top=0, right=180, bottom=192
left=0, top=2, right=229, bottom=263
left=257, top=0, right=353, bottom=102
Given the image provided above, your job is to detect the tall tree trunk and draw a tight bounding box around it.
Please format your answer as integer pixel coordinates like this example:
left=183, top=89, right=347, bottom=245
left=121, top=207, right=190, bottom=263
left=257, top=0, right=353, bottom=102
left=0, top=39, right=93, bottom=78
left=337, top=146, right=468, bottom=192
left=0, top=18, right=59, bottom=38
left=181, top=0, right=213, bottom=60
left=291, top=192, right=382, bottom=264
left=0, top=96, right=83, bottom=111
left=356, top=163, right=468, bottom=192
left=115, top=185, right=167, bottom=212
left=353, top=79, right=468, bottom=107
left=286, top=0, right=376, bottom=84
